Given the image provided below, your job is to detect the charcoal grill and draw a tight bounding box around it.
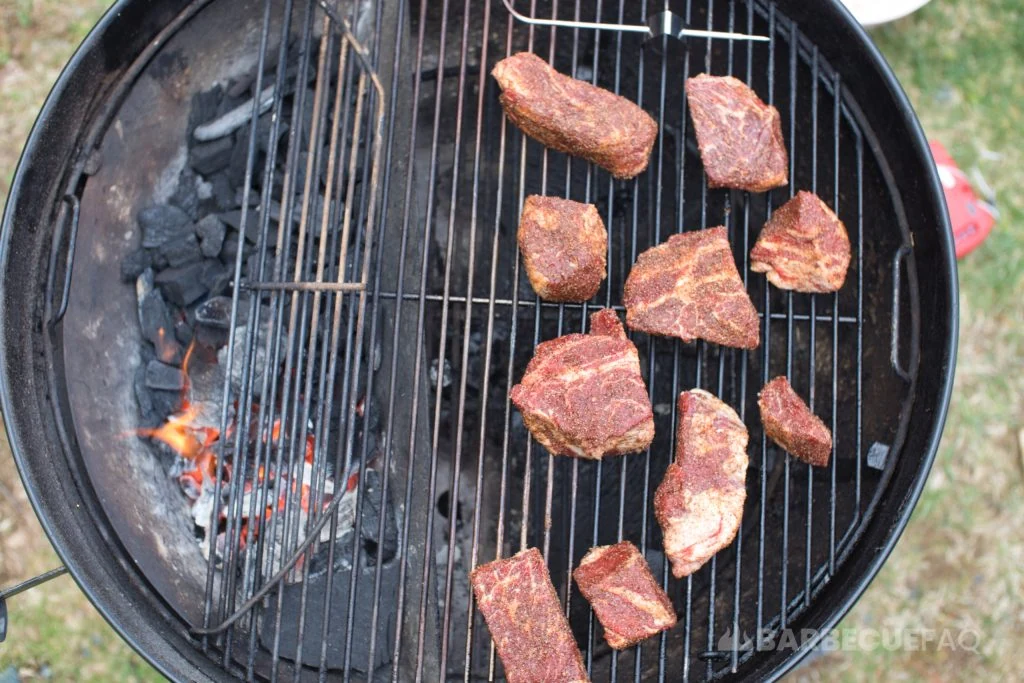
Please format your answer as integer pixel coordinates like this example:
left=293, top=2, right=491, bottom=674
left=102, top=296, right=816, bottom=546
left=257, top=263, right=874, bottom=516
left=0, top=0, right=956, bottom=680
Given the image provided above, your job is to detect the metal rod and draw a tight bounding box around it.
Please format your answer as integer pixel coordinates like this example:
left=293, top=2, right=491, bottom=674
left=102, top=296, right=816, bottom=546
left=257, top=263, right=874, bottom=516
left=501, top=0, right=769, bottom=41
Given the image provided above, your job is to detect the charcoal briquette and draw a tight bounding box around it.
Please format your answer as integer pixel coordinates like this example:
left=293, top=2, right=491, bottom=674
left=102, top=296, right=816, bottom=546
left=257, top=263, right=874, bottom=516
left=139, top=204, right=192, bottom=248
left=195, top=214, right=226, bottom=258
left=145, top=359, right=185, bottom=392
left=121, top=247, right=153, bottom=283
left=169, top=165, right=201, bottom=220
left=155, top=262, right=209, bottom=307
left=159, top=233, right=203, bottom=268
left=189, top=137, right=234, bottom=175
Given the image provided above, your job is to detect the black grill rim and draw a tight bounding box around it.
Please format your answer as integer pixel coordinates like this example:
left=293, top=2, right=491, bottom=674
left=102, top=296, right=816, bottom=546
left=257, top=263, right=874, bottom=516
left=0, top=0, right=957, bottom=681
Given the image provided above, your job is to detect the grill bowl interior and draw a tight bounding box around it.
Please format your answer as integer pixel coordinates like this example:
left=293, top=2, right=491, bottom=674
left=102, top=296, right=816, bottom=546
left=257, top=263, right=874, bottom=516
left=0, top=0, right=955, bottom=680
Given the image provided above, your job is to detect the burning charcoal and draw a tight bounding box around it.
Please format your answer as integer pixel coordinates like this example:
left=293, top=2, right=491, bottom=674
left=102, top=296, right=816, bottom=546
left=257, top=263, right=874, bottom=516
left=121, top=247, right=153, bottom=283
left=159, top=233, right=203, bottom=268
left=359, top=470, right=397, bottom=565
left=170, top=166, right=201, bottom=220
left=199, top=259, right=231, bottom=297
left=139, top=204, right=192, bottom=248
left=195, top=215, right=226, bottom=258
left=189, top=137, right=234, bottom=175
left=194, top=296, right=237, bottom=330
left=155, top=261, right=210, bottom=307
left=145, top=360, right=185, bottom=391
left=260, top=535, right=398, bottom=673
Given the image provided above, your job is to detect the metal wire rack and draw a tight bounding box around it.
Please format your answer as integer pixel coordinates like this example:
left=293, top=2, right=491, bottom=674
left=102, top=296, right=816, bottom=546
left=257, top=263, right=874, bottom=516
left=170, top=0, right=917, bottom=680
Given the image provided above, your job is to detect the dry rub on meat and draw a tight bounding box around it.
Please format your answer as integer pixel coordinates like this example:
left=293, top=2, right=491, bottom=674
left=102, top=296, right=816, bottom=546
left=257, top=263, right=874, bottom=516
left=750, top=191, right=851, bottom=293
left=470, top=548, right=588, bottom=683
left=685, top=73, right=788, bottom=192
left=518, top=195, right=607, bottom=302
left=623, top=227, right=759, bottom=349
left=573, top=541, right=677, bottom=650
left=655, top=390, right=749, bottom=578
left=510, top=309, right=655, bottom=460
left=492, top=52, right=658, bottom=179
left=758, top=376, right=832, bottom=467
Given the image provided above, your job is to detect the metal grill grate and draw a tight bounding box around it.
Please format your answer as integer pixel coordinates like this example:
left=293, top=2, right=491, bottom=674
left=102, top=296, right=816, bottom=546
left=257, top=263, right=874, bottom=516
left=189, top=0, right=917, bottom=680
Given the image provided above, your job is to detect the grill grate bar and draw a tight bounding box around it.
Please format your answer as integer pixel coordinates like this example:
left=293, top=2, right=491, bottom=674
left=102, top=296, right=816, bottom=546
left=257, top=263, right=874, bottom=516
left=805, top=44, right=819, bottom=613
left=828, top=71, right=841, bottom=574
left=755, top=0, right=776, bottom=653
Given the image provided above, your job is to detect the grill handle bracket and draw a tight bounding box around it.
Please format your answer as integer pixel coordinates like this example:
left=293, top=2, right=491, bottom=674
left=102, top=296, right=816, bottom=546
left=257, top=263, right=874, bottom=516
left=891, top=244, right=913, bottom=381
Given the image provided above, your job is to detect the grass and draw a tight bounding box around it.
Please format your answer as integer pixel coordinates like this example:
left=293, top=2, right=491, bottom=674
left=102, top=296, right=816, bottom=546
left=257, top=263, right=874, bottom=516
left=1, top=0, right=1022, bottom=681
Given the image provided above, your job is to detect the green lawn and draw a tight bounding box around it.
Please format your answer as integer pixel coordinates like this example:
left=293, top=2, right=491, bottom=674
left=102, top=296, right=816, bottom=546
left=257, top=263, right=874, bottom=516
left=1, top=0, right=1021, bottom=681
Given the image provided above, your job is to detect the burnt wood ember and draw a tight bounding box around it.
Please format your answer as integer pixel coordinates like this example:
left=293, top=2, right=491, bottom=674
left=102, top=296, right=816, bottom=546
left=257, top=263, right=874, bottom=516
left=517, top=195, right=607, bottom=302
left=138, top=204, right=192, bottom=248
left=685, top=74, right=788, bottom=192
left=655, top=390, right=749, bottom=578
left=623, top=227, right=760, bottom=349
left=492, top=52, right=658, bottom=180
left=573, top=541, right=677, bottom=650
left=758, top=376, right=833, bottom=467
left=510, top=308, right=654, bottom=460
left=750, top=190, right=851, bottom=292
left=192, top=296, right=235, bottom=330
left=470, top=548, right=588, bottom=683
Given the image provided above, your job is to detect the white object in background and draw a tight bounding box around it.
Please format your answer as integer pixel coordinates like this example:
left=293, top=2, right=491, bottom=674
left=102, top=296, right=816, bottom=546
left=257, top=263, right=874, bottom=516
left=838, top=0, right=933, bottom=27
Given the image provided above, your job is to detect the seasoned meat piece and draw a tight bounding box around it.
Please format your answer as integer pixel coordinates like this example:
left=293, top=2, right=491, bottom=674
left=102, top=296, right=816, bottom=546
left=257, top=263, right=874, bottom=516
left=518, top=195, right=607, bottom=302
left=623, top=227, right=759, bottom=349
left=573, top=541, right=677, bottom=649
left=685, top=74, right=788, bottom=192
left=655, top=390, right=748, bottom=578
left=750, top=191, right=851, bottom=293
left=492, top=52, right=658, bottom=179
left=510, top=309, right=655, bottom=459
left=471, top=548, right=588, bottom=683
left=758, top=376, right=832, bottom=467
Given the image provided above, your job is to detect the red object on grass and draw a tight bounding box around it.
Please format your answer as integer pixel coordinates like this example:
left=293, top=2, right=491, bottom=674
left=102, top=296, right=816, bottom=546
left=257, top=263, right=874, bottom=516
left=929, top=140, right=995, bottom=259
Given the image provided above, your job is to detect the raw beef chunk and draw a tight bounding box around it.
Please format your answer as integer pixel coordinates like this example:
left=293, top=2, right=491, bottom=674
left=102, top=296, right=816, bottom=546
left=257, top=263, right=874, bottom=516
left=518, top=195, right=607, bottom=302
left=758, top=376, right=832, bottom=467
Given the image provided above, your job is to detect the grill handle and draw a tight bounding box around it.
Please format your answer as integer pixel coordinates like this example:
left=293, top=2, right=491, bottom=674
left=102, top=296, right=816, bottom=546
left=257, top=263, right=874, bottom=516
left=891, top=245, right=913, bottom=381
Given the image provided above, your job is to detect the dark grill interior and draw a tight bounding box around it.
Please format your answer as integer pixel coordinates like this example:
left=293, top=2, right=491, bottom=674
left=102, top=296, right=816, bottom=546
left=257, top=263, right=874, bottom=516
left=40, top=0, right=921, bottom=680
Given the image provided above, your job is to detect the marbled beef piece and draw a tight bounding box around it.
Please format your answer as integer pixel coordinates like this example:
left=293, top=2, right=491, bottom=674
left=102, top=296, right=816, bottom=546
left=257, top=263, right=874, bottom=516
left=471, top=548, right=588, bottom=683
left=510, top=309, right=655, bottom=459
left=750, top=191, right=851, bottom=293
left=518, top=195, right=607, bottom=302
left=655, top=390, right=749, bottom=578
left=758, top=376, right=832, bottom=467
left=623, top=227, right=759, bottom=349
left=685, top=74, right=788, bottom=192
left=573, top=541, right=677, bottom=650
left=492, top=52, right=658, bottom=179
